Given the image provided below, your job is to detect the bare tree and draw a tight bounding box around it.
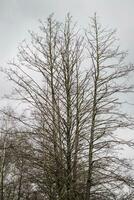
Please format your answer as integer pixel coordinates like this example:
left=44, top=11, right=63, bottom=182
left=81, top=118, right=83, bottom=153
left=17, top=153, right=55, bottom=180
left=0, top=14, right=134, bottom=200
left=84, top=14, right=134, bottom=200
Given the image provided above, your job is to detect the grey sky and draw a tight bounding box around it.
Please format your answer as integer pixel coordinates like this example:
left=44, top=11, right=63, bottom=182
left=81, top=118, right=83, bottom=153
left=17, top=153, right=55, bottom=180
left=1, top=0, right=134, bottom=105
left=0, top=0, right=134, bottom=158
left=0, top=1, right=133, bottom=95
left=0, top=0, right=134, bottom=65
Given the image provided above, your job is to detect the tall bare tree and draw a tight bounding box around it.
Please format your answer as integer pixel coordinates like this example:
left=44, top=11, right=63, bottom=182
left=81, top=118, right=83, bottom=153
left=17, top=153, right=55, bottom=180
left=0, top=14, right=134, bottom=200
left=85, top=14, right=134, bottom=200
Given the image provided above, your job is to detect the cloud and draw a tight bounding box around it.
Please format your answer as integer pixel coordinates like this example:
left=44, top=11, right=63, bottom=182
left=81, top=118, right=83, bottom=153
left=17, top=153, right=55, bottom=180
left=0, top=0, right=134, bottom=107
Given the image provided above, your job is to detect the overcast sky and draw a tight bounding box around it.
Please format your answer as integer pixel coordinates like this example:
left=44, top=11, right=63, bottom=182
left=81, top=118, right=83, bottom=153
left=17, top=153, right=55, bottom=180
left=0, top=1, right=133, bottom=103
left=0, top=0, right=134, bottom=65
left=1, top=0, right=134, bottom=104
left=0, top=0, right=134, bottom=157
